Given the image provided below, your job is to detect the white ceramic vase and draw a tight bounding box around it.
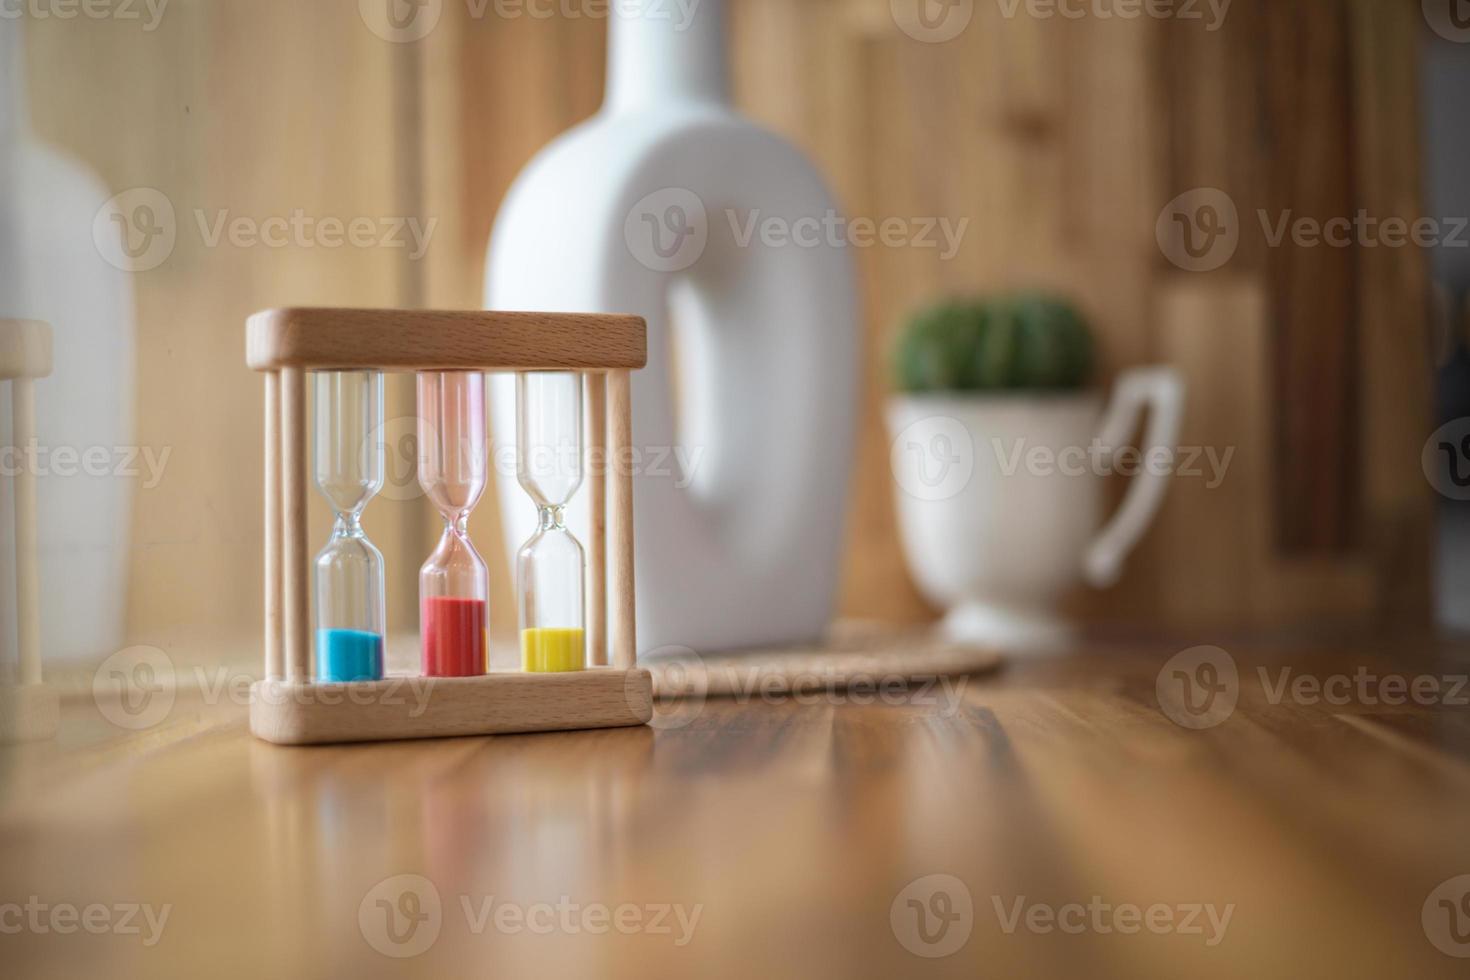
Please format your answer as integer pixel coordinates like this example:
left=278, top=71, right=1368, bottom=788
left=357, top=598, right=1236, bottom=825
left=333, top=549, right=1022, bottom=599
left=0, top=20, right=135, bottom=665
left=887, top=368, right=1185, bottom=649
left=485, top=0, right=859, bottom=656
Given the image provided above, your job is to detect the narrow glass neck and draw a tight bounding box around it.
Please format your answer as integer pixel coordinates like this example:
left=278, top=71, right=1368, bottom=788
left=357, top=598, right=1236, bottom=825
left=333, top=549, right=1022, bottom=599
left=441, top=512, right=471, bottom=537
left=331, top=513, right=365, bottom=537
left=604, top=0, right=728, bottom=114
left=537, top=505, right=567, bottom=531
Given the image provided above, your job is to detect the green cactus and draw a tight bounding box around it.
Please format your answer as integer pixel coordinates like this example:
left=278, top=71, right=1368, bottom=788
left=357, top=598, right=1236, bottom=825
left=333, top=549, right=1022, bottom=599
left=892, top=293, right=1094, bottom=393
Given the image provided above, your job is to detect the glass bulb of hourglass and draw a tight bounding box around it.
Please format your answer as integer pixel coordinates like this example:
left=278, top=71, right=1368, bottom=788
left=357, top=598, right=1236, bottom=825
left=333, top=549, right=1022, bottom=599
left=516, top=372, right=585, bottom=673
left=418, top=370, right=489, bottom=677
left=313, top=370, right=386, bottom=682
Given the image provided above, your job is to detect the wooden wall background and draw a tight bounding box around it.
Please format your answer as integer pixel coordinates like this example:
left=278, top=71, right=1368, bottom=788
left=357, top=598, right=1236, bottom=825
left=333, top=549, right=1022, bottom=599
left=22, top=0, right=1433, bottom=661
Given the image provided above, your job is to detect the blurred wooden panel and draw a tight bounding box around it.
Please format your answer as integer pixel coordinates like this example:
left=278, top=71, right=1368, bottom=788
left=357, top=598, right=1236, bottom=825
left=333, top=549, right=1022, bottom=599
left=1155, top=276, right=1377, bottom=624
left=1162, top=0, right=1361, bottom=555
left=1154, top=0, right=1429, bottom=625
left=25, top=0, right=1432, bottom=656
left=1258, top=1, right=1360, bottom=553
left=25, top=2, right=432, bottom=652
left=1348, top=0, right=1434, bottom=625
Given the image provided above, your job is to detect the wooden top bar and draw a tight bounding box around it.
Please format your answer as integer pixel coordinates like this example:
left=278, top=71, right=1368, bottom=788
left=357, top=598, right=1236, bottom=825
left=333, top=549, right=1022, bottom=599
left=0, top=319, right=53, bottom=381
left=246, top=308, right=648, bottom=372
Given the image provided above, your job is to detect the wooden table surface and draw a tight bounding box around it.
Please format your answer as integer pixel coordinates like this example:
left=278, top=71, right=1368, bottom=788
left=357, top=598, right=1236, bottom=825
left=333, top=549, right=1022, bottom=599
left=4, top=635, right=1470, bottom=979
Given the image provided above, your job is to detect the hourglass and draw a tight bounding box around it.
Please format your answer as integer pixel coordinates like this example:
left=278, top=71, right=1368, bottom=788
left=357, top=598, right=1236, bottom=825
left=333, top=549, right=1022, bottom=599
left=313, top=370, right=386, bottom=682
left=417, top=371, right=489, bottom=677
left=248, top=307, right=650, bottom=744
left=517, top=372, right=585, bottom=672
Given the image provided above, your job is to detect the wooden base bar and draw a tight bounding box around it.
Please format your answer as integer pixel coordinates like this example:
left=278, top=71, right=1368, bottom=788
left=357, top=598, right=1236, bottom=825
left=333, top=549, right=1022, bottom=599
left=0, top=683, right=61, bottom=743
left=249, top=668, right=654, bottom=745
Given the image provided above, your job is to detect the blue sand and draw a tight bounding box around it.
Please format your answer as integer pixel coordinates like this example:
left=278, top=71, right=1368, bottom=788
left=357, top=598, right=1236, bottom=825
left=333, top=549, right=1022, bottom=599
left=316, top=628, right=384, bottom=682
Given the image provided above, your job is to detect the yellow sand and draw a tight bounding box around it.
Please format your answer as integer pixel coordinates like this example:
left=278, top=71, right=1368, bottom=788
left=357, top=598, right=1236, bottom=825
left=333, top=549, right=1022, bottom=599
left=520, top=627, right=585, bottom=673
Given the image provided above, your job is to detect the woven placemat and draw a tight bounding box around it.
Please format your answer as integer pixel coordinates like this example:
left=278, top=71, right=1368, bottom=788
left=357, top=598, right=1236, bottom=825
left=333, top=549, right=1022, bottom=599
left=641, top=623, right=1002, bottom=699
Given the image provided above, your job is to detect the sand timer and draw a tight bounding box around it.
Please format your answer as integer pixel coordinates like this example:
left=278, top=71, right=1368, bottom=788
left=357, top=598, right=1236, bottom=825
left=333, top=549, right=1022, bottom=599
left=516, top=372, right=586, bottom=672
left=313, top=371, right=387, bottom=682
left=418, top=371, right=489, bottom=676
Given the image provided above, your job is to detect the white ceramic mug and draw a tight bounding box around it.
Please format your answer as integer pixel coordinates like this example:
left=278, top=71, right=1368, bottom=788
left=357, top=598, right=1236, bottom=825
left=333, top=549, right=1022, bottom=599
left=886, top=368, right=1185, bottom=649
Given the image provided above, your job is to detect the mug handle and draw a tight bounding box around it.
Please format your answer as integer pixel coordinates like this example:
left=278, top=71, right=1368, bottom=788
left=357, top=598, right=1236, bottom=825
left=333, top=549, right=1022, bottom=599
left=1082, top=366, right=1186, bottom=588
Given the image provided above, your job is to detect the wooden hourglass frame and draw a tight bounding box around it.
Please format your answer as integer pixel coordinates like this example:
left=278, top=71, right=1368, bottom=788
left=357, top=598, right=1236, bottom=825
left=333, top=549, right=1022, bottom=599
left=0, top=319, right=60, bottom=742
left=247, top=308, right=652, bottom=745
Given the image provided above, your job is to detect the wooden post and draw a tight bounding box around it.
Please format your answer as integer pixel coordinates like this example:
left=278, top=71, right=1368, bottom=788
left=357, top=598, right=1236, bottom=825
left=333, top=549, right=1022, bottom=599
left=281, top=367, right=310, bottom=681
left=264, top=371, right=283, bottom=681
left=12, top=377, right=40, bottom=687
left=585, top=372, right=608, bottom=667
left=608, top=370, right=636, bottom=670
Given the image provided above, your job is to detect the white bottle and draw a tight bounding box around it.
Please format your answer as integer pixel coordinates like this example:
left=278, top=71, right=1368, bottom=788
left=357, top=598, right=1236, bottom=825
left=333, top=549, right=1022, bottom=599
left=486, top=0, right=859, bottom=656
left=0, top=19, right=136, bottom=664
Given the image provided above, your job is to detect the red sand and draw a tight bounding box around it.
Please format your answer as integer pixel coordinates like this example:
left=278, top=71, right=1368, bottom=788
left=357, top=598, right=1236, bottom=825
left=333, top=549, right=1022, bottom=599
left=421, top=595, right=486, bottom=677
